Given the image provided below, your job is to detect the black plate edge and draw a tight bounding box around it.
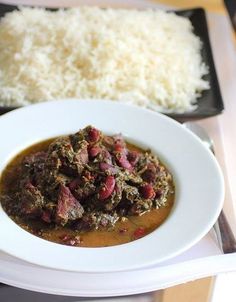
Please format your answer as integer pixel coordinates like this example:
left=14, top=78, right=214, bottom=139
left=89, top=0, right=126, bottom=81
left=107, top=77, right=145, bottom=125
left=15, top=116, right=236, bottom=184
left=169, top=7, right=224, bottom=119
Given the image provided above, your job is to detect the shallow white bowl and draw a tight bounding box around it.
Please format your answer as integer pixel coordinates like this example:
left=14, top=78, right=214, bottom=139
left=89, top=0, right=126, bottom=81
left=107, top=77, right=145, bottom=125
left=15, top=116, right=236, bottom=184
left=0, top=99, right=224, bottom=273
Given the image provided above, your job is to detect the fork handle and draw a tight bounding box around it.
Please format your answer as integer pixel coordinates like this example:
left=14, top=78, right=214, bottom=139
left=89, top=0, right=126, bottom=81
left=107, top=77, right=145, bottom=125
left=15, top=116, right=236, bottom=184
left=218, top=211, right=236, bottom=253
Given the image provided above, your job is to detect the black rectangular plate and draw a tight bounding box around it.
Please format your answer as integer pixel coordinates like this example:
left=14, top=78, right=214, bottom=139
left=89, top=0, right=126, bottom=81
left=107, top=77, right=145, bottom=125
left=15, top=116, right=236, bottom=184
left=0, top=4, right=224, bottom=119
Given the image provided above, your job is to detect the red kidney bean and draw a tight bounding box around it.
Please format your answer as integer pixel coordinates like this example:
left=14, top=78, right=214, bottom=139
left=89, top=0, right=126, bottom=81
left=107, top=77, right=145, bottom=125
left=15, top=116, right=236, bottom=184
left=133, top=227, right=145, bottom=240
left=114, top=144, right=124, bottom=153
left=88, top=127, right=100, bottom=143
left=114, top=145, right=133, bottom=171
left=117, top=155, right=133, bottom=171
left=98, top=175, right=116, bottom=200
left=88, top=146, right=101, bottom=158
left=127, top=151, right=140, bottom=166
left=140, top=183, right=156, bottom=199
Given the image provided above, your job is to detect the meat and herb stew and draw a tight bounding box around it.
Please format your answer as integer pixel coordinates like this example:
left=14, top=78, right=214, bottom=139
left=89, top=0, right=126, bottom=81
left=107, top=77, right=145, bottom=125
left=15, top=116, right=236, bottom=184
left=0, top=126, right=175, bottom=247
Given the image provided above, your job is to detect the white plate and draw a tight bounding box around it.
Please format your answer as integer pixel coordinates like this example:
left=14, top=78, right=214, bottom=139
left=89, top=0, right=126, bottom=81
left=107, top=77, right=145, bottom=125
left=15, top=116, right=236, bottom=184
left=0, top=99, right=224, bottom=273
left=0, top=235, right=234, bottom=297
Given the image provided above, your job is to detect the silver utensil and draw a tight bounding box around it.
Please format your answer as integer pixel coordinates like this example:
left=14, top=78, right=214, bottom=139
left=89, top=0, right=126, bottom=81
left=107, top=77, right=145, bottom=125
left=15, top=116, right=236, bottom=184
left=183, top=122, right=236, bottom=254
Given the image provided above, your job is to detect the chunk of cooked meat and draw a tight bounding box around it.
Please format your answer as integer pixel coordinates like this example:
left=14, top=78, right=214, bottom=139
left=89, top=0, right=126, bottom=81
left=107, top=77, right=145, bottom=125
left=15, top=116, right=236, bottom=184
left=20, top=182, right=44, bottom=216
left=56, top=184, right=84, bottom=225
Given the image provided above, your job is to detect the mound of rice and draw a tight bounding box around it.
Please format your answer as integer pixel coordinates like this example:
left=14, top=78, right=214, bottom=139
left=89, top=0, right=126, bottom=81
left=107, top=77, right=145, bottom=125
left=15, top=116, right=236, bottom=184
left=0, top=6, right=209, bottom=112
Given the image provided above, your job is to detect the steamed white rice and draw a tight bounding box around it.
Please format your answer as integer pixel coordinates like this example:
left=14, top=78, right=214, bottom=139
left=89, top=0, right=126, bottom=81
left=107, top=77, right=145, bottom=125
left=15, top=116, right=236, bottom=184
left=0, top=6, right=209, bottom=112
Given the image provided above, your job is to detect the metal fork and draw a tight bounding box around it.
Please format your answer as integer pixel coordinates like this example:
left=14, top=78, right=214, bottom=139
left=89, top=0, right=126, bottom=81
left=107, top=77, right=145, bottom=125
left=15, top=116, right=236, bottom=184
left=183, top=122, right=236, bottom=254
